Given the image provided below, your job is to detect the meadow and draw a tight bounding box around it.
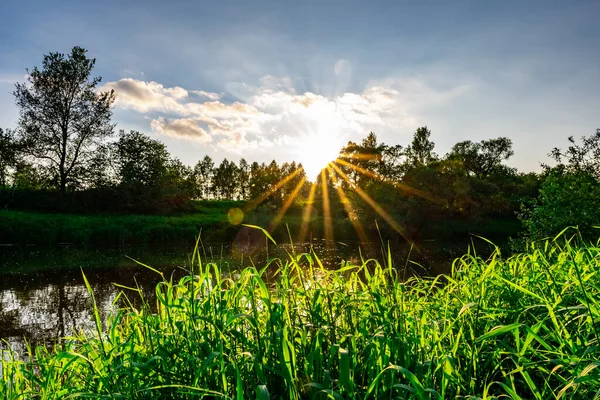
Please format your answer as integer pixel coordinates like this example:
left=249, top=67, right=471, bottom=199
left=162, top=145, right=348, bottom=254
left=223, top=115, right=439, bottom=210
left=0, top=204, right=355, bottom=251
left=1, top=229, right=599, bottom=399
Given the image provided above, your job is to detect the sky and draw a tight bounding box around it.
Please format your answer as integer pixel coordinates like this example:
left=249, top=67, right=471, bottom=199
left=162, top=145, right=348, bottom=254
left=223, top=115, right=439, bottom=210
left=1, top=0, right=598, bottom=177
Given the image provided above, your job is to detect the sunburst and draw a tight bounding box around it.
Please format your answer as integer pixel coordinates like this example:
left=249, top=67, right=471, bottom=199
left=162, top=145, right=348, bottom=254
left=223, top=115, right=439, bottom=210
left=237, top=149, right=438, bottom=250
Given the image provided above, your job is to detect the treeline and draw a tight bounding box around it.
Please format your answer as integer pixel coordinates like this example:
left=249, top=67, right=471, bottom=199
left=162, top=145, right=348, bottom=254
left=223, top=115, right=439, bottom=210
left=1, top=46, right=599, bottom=242
left=0, top=127, right=308, bottom=212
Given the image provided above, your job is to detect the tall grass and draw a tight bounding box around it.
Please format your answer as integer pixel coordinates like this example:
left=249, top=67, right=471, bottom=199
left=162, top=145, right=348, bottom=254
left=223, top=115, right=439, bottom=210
left=1, top=232, right=599, bottom=399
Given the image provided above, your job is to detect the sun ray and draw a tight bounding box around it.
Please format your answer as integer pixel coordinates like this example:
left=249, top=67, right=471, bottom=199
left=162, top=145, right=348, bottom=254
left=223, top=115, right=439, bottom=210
left=330, top=162, right=410, bottom=242
left=334, top=158, right=439, bottom=203
left=244, top=167, right=303, bottom=212
left=268, top=176, right=307, bottom=232
left=298, top=181, right=318, bottom=242
left=326, top=164, right=369, bottom=243
left=320, top=168, right=334, bottom=249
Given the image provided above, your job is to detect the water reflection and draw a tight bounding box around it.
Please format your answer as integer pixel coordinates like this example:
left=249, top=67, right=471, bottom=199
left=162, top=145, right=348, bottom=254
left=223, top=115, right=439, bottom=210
left=0, top=268, right=161, bottom=355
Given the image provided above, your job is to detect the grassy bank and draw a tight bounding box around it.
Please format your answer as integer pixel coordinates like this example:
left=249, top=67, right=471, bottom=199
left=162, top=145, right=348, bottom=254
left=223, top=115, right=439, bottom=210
left=0, top=202, right=239, bottom=248
left=0, top=205, right=355, bottom=249
left=0, top=204, right=522, bottom=251
left=1, top=233, right=599, bottom=398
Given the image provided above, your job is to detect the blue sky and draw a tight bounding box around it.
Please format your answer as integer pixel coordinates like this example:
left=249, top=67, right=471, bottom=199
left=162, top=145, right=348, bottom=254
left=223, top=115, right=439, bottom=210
left=1, top=0, right=598, bottom=176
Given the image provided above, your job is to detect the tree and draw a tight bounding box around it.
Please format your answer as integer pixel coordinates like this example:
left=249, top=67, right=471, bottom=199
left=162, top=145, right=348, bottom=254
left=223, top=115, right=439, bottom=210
left=549, top=128, right=600, bottom=177
left=405, top=126, right=437, bottom=167
left=192, top=155, right=215, bottom=200
left=13, top=46, right=115, bottom=195
left=338, top=132, right=389, bottom=187
left=212, top=159, right=239, bottom=200
left=237, top=158, right=250, bottom=200
left=0, top=128, right=18, bottom=188
left=520, top=129, right=600, bottom=238
left=113, top=130, right=193, bottom=210
left=449, top=137, right=514, bottom=179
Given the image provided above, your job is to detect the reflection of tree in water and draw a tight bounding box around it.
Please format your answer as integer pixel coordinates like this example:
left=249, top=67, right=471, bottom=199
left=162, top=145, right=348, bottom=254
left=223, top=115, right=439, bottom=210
left=0, top=275, right=137, bottom=353
left=0, top=282, right=113, bottom=351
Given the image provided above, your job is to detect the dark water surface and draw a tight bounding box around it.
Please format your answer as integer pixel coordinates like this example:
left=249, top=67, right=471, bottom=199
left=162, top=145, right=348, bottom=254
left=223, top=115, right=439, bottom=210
left=0, top=239, right=481, bottom=352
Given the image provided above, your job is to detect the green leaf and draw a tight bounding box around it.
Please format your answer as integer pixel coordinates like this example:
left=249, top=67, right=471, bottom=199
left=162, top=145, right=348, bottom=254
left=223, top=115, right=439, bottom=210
left=477, top=323, right=521, bottom=342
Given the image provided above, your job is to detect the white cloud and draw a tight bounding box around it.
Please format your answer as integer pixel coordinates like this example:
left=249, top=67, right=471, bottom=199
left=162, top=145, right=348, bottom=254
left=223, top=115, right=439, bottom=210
left=150, top=117, right=212, bottom=142
left=103, top=75, right=470, bottom=155
left=191, top=90, right=222, bottom=101
left=101, top=78, right=188, bottom=113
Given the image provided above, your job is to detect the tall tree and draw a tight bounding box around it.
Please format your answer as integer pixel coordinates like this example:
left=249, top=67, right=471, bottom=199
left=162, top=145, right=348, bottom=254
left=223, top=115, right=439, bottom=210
left=193, top=155, right=215, bottom=200
left=406, top=126, right=437, bottom=167
left=212, top=159, right=239, bottom=200
left=338, top=132, right=389, bottom=187
left=237, top=158, right=250, bottom=200
left=114, top=130, right=172, bottom=209
left=13, top=46, right=115, bottom=195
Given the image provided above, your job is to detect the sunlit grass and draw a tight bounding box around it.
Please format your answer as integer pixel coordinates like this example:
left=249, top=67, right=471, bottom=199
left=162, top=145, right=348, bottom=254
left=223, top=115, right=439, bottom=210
left=2, top=232, right=599, bottom=399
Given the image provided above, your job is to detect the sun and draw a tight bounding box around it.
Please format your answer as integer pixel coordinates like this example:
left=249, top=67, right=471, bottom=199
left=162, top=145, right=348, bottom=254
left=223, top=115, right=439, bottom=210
left=296, top=132, right=342, bottom=180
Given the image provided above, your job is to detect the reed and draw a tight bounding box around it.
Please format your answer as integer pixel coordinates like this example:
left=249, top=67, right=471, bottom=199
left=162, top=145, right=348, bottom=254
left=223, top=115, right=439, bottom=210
left=1, top=230, right=599, bottom=399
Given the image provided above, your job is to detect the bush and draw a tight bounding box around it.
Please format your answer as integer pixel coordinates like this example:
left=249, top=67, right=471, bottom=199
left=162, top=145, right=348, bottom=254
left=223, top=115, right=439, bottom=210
left=521, top=170, right=600, bottom=238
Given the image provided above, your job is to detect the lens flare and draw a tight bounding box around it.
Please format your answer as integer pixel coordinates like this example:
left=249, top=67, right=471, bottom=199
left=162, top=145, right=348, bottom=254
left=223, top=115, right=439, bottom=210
left=227, top=208, right=244, bottom=225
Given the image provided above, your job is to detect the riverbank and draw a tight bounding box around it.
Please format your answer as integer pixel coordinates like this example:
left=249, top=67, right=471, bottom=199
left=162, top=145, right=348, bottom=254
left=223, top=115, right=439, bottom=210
left=0, top=201, right=522, bottom=250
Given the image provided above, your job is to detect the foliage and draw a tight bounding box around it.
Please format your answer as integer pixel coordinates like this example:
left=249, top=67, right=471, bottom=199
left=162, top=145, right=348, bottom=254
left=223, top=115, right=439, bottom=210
left=13, top=46, right=115, bottom=194
left=448, top=137, right=514, bottom=179
left=405, top=126, right=437, bottom=167
left=0, top=128, right=18, bottom=188
left=1, top=234, right=599, bottom=398
left=212, top=158, right=240, bottom=200
left=337, top=128, right=530, bottom=241
left=192, top=155, right=215, bottom=200
left=113, top=130, right=195, bottom=211
left=0, top=208, right=234, bottom=250
left=521, top=170, right=600, bottom=238
left=549, top=128, right=600, bottom=177
left=521, top=129, right=600, bottom=239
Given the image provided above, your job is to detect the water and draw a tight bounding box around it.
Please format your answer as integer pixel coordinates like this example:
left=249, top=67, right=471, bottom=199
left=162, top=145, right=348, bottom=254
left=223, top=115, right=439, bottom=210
left=0, top=238, right=479, bottom=352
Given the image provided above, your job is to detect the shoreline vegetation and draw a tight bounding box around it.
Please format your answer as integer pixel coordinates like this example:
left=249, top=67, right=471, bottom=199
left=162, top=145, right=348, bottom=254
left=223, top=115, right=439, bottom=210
left=0, top=204, right=522, bottom=276
left=1, top=230, right=599, bottom=398
left=0, top=207, right=521, bottom=248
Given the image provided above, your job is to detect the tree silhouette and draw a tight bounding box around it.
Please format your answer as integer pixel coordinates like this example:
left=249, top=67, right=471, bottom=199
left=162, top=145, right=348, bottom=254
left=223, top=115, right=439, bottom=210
left=406, top=126, right=437, bottom=167
left=0, top=128, right=18, bottom=188
left=13, top=46, right=115, bottom=197
left=449, top=137, right=514, bottom=179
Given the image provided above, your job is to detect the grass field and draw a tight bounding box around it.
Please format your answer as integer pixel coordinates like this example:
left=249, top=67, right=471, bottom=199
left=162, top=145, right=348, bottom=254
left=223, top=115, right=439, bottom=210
left=1, top=229, right=599, bottom=399
left=0, top=202, right=521, bottom=253
left=0, top=203, right=351, bottom=250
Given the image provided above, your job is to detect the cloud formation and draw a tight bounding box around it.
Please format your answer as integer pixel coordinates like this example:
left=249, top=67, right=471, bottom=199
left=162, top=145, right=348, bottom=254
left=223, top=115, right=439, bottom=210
left=151, top=117, right=212, bottom=142
left=191, top=90, right=222, bottom=101
left=101, top=76, right=470, bottom=155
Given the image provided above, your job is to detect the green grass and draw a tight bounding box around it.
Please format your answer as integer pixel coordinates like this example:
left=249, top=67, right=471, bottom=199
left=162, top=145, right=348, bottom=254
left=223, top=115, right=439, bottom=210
left=1, top=231, right=600, bottom=399
left=0, top=207, right=347, bottom=249
left=0, top=205, right=522, bottom=252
